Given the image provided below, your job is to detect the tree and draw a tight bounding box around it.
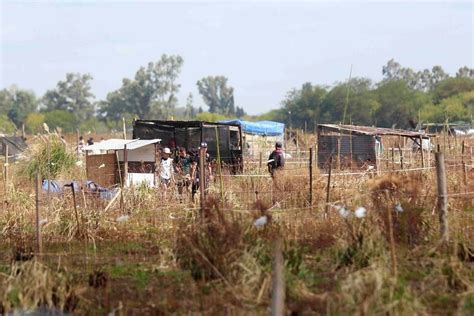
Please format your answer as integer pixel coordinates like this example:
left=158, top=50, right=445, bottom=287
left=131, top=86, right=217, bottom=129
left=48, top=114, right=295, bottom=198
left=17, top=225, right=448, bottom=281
left=0, top=115, right=16, bottom=133
left=184, top=93, right=196, bottom=119
left=0, top=86, right=37, bottom=128
left=432, top=77, right=474, bottom=103
left=456, top=66, right=474, bottom=79
left=43, top=73, right=95, bottom=122
left=24, top=112, right=46, bottom=133
left=99, top=54, right=184, bottom=121
left=382, top=59, right=448, bottom=91
left=374, top=80, right=431, bottom=128
left=196, top=76, right=236, bottom=115
left=43, top=110, right=78, bottom=133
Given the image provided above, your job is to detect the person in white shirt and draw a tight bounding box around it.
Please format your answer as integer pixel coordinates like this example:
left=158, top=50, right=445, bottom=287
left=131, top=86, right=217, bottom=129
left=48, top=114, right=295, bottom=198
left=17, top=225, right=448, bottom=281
left=159, top=147, right=174, bottom=199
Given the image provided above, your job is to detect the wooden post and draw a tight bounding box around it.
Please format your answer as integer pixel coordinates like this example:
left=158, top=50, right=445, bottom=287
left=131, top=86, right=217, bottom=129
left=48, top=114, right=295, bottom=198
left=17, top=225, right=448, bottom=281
left=214, top=127, right=224, bottom=202
left=391, top=146, right=395, bottom=170
left=116, top=151, right=124, bottom=212
left=349, top=132, right=353, bottom=169
left=259, top=152, right=263, bottom=170
left=199, top=147, right=206, bottom=216
left=271, top=238, right=285, bottom=316
left=123, top=144, right=128, bottom=187
left=22, top=124, right=25, bottom=139
left=398, top=145, right=404, bottom=170
left=76, top=129, right=80, bottom=158
left=4, top=145, right=8, bottom=203
left=324, top=156, right=333, bottom=218
left=435, top=152, right=448, bottom=244
left=35, top=171, right=42, bottom=255
left=461, top=141, right=467, bottom=186
left=309, top=147, right=313, bottom=209
left=47, top=138, right=51, bottom=201
left=419, top=135, right=425, bottom=169
left=122, top=117, right=127, bottom=140
left=68, top=183, right=82, bottom=238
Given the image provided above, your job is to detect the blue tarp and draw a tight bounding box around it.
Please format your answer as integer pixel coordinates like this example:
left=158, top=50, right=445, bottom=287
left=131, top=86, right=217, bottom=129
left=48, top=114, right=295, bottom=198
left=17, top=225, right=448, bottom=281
left=219, top=120, right=285, bottom=136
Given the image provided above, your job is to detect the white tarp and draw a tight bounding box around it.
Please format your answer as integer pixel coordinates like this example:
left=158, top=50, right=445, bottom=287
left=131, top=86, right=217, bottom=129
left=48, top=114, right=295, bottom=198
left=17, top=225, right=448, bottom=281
left=83, top=139, right=161, bottom=151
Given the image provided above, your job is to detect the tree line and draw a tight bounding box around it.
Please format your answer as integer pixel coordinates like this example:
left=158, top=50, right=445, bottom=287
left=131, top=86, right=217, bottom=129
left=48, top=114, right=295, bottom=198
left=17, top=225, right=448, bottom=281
left=0, top=54, right=245, bottom=134
left=260, top=59, right=474, bottom=130
left=1, top=57, right=473, bottom=134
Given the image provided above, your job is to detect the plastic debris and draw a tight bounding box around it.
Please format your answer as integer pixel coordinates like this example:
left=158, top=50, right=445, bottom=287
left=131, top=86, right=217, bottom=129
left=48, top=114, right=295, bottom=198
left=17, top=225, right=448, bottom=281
left=39, top=219, right=48, bottom=225
left=116, top=215, right=130, bottom=222
left=98, top=164, right=105, bottom=169
left=75, top=160, right=83, bottom=167
left=395, top=203, right=404, bottom=213
left=254, top=215, right=268, bottom=227
left=355, top=207, right=366, bottom=218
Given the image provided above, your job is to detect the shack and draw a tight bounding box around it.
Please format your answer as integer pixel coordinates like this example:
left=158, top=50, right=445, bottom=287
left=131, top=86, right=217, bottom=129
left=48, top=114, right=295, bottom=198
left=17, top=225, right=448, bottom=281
left=218, top=120, right=285, bottom=159
left=133, top=120, right=243, bottom=171
left=317, top=124, right=433, bottom=170
left=0, top=136, right=27, bottom=160
left=83, top=138, right=161, bottom=187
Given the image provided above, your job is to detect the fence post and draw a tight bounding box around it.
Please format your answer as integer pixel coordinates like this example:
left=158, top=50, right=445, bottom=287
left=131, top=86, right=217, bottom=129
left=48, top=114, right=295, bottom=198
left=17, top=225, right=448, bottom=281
left=435, top=152, right=448, bottom=244
left=461, top=141, right=467, bottom=186
left=35, top=170, right=42, bottom=255
left=324, top=156, right=333, bottom=218
left=309, top=147, right=313, bottom=210
left=68, top=183, right=82, bottom=238
left=271, top=238, right=285, bottom=316
left=4, top=144, right=8, bottom=205
left=122, top=117, right=127, bottom=140
left=398, top=145, right=404, bottom=170
left=419, top=135, right=425, bottom=169
left=259, top=152, right=263, bottom=170
left=199, top=147, right=206, bottom=217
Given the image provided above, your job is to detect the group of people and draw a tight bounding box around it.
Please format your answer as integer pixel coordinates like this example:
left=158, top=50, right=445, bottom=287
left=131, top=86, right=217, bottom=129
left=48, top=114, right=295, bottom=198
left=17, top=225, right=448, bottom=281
left=157, top=143, right=212, bottom=202
left=157, top=140, right=285, bottom=202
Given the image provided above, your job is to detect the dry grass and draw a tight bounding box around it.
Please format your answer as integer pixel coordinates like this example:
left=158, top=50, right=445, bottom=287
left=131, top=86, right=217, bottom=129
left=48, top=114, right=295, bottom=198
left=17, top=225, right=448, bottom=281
left=0, top=133, right=473, bottom=314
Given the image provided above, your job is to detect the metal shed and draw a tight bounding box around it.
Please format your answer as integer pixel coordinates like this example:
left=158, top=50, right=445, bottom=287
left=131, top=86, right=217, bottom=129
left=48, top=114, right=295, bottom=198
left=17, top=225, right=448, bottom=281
left=133, top=120, right=243, bottom=171
left=317, top=124, right=433, bottom=170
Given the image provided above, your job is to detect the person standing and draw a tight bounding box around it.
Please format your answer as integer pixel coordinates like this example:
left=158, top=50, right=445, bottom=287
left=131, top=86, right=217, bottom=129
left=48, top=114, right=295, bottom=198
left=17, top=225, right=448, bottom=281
left=174, top=147, right=192, bottom=202
left=159, top=147, right=174, bottom=199
left=267, top=141, right=285, bottom=177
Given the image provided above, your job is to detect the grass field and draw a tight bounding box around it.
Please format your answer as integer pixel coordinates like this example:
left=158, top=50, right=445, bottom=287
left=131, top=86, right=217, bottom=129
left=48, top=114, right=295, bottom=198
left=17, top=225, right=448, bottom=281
left=0, top=133, right=473, bottom=315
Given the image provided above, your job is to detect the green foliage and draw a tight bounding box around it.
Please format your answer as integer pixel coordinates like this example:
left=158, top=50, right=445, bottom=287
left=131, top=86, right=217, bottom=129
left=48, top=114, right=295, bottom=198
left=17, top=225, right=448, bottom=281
left=44, top=110, right=78, bottom=132
left=195, top=111, right=228, bottom=122
left=42, top=73, right=95, bottom=122
left=23, top=134, right=76, bottom=181
left=0, top=115, right=16, bottom=133
left=0, top=87, right=37, bottom=127
left=99, top=54, right=184, bottom=121
left=196, top=76, right=245, bottom=117
left=24, top=112, right=45, bottom=133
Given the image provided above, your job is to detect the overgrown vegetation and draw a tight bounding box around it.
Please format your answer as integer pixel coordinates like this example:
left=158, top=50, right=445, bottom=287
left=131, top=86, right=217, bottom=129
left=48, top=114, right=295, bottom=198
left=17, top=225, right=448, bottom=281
left=0, top=133, right=472, bottom=314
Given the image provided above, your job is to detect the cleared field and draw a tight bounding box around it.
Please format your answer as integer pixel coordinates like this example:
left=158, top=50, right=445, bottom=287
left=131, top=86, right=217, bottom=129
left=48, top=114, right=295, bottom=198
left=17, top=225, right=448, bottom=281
left=0, top=133, right=473, bottom=315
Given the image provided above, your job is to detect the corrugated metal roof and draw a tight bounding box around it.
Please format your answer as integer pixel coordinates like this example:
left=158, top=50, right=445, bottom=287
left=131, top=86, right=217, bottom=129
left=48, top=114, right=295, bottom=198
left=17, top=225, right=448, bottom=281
left=318, top=124, right=434, bottom=138
left=83, top=139, right=161, bottom=151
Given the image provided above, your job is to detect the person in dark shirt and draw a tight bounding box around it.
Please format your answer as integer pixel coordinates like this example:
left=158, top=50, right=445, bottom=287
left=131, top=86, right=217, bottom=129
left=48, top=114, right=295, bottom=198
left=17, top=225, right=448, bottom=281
left=174, top=147, right=192, bottom=201
left=267, top=141, right=285, bottom=177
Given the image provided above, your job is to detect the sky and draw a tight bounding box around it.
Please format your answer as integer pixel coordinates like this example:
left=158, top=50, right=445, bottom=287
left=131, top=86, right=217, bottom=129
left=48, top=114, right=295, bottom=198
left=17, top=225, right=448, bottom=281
left=1, top=0, right=473, bottom=115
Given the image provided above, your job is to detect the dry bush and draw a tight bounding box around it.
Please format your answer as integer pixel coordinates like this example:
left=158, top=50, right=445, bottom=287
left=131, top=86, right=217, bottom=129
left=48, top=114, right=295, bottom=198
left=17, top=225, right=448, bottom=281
left=369, top=173, right=432, bottom=246
left=0, top=260, right=80, bottom=314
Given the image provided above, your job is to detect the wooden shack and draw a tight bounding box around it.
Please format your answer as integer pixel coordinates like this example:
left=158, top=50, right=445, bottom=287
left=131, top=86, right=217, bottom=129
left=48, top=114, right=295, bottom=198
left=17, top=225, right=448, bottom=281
left=83, top=138, right=161, bottom=187
left=317, top=124, right=433, bottom=170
